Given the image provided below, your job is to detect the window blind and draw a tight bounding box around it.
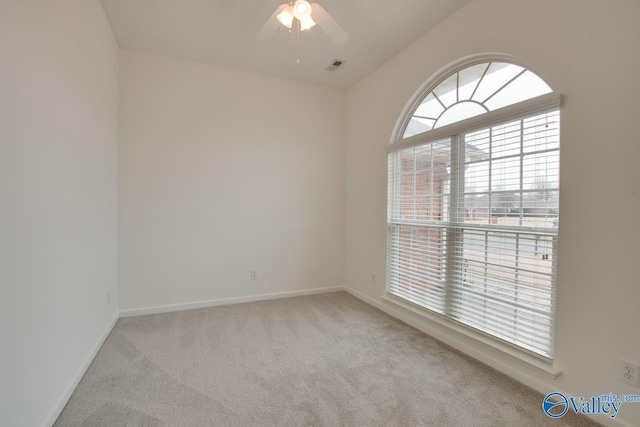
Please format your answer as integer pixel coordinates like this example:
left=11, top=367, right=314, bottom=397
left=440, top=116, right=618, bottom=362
left=387, top=109, right=560, bottom=358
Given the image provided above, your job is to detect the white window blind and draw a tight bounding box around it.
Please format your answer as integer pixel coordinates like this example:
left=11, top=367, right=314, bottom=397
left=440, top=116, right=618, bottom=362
left=387, top=109, right=560, bottom=358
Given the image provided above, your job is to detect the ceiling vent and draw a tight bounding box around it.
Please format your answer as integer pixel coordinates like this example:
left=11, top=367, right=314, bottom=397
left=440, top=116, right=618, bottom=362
left=326, top=59, right=346, bottom=72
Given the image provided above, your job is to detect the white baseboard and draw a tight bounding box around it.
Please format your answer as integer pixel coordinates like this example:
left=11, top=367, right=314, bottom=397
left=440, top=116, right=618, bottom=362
left=46, top=312, right=119, bottom=427
left=45, top=286, right=633, bottom=427
left=119, top=286, right=345, bottom=317
left=44, top=287, right=343, bottom=425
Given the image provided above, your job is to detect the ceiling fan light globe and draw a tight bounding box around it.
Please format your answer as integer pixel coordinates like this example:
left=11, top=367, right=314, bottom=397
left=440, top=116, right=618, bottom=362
left=276, top=6, right=294, bottom=29
left=300, top=16, right=316, bottom=31
left=293, top=0, right=312, bottom=20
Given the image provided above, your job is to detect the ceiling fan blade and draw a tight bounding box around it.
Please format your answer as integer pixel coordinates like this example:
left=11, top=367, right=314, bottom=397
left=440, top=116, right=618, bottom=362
left=256, top=3, right=288, bottom=42
left=311, top=3, right=348, bottom=44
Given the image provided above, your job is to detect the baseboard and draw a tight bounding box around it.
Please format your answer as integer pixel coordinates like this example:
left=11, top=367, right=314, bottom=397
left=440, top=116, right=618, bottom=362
left=46, top=312, right=119, bottom=427
left=43, top=287, right=633, bottom=427
left=344, top=286, right=634, bottom=427
left=119, top=286, right=345, bottom=317
left=46, top=287, right=344, bottom=424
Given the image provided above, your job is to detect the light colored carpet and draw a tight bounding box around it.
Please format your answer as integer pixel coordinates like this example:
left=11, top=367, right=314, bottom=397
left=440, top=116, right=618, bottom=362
left=55, top=292, right=599, bottom=426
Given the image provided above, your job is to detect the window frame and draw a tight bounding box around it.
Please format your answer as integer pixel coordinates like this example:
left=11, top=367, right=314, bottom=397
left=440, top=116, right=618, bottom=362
left=386, top=54, right=562, bottom=363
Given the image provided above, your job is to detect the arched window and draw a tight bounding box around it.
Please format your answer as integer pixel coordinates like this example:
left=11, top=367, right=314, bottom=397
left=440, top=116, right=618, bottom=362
left=387, top=55, right=561, bottom=359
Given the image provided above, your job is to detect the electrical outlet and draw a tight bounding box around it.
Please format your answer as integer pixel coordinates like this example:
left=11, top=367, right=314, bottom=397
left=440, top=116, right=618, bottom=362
left=106, top=290, right=111, bottom=304
left=250, top=270, right=257, bottom=280
left=371, top=273, right=376, bottom=284
left=620, top=361, right=640, bottom=387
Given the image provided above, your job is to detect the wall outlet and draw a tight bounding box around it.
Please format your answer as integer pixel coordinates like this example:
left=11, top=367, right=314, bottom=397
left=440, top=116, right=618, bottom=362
left=106, top=290, right=111, bottom=304
left=250, top=270, right=257, bottom=280
left=371, top=273, right=376, bottom=284
left=620, top=360, right=640, bottom=387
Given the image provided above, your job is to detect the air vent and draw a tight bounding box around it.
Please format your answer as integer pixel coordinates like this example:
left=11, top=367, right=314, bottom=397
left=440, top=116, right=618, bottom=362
left=326, top=59, right=346, bottom=72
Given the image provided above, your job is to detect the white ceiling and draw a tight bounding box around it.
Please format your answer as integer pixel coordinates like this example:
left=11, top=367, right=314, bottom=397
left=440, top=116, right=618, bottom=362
left=100, top=0, right=470, bottom=90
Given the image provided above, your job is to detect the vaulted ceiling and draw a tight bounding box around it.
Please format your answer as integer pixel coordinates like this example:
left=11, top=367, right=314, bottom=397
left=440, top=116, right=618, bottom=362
left=100, top=0, right=470, bottom=89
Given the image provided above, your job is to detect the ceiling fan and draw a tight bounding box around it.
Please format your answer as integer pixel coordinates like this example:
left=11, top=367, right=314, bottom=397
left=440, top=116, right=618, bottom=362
left=256, top=0, right=349, bottom=44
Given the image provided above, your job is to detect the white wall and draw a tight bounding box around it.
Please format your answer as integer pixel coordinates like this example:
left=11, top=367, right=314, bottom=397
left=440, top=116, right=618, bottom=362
left=0, top=1, right=119, bottom=426
left=345, top=0, right=640, bottom=426
left=118, top=50, right=346, bottom=312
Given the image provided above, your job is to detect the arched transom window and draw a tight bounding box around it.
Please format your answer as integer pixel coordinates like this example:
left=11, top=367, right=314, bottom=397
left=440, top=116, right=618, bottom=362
left=403, top=62, right=552, bottom=138
left=387, top=56, right=561, bottom=359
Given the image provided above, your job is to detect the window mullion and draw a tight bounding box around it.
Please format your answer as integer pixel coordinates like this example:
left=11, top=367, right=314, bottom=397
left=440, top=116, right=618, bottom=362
left=519, top=119, right=524, bottom=226
left=413, top=147, right=417, bottom=221
left=514, top=233, right=520, bottom=336
left=445, top=133, right=464, bottom=316
left=488, top=126, right=493, bottom=223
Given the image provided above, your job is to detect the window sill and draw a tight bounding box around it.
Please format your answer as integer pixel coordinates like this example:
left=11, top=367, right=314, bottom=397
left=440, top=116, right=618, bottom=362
left=381, top=292, right=561, bottom=380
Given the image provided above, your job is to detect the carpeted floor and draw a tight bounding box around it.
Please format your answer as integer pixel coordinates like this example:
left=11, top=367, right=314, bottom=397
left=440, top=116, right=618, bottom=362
left=55, top=292, right=599, bottom=426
